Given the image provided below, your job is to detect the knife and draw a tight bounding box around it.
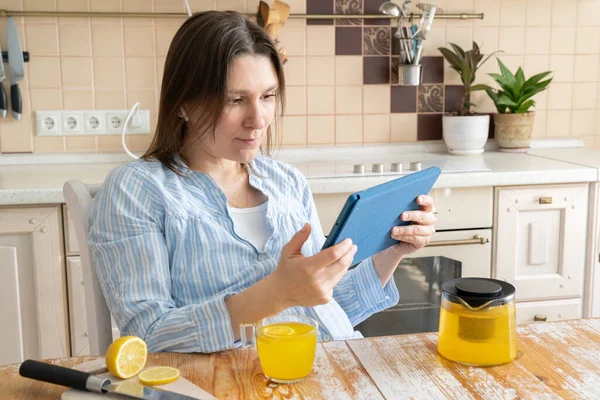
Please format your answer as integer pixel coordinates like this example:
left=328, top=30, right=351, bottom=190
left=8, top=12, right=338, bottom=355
left=19, top=360, right=200, bottom=400
left=0, top=40, right=7, bottom=118
left=7, top=16, right=24, bottom=121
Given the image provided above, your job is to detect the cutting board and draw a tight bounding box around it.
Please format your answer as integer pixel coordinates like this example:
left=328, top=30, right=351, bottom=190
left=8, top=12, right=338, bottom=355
left=61, top=359, right=216, bottom=399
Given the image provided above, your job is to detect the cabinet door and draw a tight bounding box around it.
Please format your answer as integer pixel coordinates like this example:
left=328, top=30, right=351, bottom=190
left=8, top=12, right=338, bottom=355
left=494, top=184, right=588, bottom=302
left=516, top=299, right=582, bottom=325
left=0, top=206, right=69, bottom=364
left=66, top=257, right=90, bottom=356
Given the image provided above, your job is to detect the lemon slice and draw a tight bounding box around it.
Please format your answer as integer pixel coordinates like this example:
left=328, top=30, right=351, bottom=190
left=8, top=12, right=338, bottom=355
left=138, top=366, right=181, bottom=386
left=105, top=336, right=148, bottom=379
left=114, top=380, right=145, bottom=397
left=263, top=325, right=295, bottom=336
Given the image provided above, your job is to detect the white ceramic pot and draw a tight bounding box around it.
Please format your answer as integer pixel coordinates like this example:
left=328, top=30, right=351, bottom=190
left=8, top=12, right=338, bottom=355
left=442, top=114, right=490, bottom=155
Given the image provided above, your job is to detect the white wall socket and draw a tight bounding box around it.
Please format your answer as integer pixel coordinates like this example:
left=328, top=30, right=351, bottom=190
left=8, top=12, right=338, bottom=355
left=36, top=109, right=152, bottom=136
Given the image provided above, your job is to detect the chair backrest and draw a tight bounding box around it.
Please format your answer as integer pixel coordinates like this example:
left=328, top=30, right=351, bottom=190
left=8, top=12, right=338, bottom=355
left=63, top=180, right=113, bottom=356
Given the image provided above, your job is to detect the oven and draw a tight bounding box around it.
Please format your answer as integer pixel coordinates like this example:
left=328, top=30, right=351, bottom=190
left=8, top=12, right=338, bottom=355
left=313, top=182, right=494, bottom=338
left=355, top=228, right=492, bottom=337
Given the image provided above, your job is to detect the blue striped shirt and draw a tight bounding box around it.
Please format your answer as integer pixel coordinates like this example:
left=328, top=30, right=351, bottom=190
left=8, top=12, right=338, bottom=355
left=88, top=155, right=399, bottom=353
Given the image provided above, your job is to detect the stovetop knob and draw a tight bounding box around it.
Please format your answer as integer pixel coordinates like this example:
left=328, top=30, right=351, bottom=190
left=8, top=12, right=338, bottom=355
left=410, top=162, right=422, bottom=171
left=353, top=164, right=365, bottom=174
left=391, top=162, right=403, bottom=173
left=372, top=163, right=384, bottom=173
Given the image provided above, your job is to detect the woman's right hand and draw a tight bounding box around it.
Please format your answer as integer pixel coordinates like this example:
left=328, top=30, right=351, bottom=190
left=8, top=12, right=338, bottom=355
left=269, top=223, right=357, bottom=308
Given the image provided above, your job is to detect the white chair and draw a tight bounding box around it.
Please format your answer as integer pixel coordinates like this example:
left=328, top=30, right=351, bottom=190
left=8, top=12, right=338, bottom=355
left=63, top=180, right=113, bottom=356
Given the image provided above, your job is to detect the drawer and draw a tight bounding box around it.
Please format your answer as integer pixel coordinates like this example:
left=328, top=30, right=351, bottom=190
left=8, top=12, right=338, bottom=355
left=516, top=298, right=582, bottom=325
left=62, top=205, right=79, bottom=256
left=314, top=186, right=493, bottom=235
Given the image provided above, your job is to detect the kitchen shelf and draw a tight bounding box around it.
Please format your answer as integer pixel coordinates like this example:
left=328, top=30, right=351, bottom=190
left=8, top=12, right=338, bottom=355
left=0, top=10, right=484, bottom=20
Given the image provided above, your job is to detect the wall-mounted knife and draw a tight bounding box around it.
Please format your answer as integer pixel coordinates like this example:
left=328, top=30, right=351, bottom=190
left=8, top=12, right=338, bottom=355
left=0, top=40, right=7, bottom=118
left=7, top=16, right=24, bottom=121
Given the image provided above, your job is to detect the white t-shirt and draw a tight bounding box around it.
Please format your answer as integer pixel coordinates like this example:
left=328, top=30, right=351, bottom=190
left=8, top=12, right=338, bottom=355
left=227, top=201, right=271, bottom=251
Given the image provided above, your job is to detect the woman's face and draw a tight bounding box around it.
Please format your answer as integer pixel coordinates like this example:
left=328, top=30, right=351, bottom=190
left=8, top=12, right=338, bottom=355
left=190, top=54, right=279, bottom=164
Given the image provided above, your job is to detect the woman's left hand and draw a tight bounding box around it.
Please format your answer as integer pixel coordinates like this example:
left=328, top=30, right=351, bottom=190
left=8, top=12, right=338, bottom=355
left=388, top=195, right=437, bottom=257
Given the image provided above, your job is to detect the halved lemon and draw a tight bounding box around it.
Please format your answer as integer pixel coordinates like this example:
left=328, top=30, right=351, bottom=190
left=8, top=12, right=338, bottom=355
left=105, top=336, right=148, bottom=379
left=138, top=366, right=181, bottom=386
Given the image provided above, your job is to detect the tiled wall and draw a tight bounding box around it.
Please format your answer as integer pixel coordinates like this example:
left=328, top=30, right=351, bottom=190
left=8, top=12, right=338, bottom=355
left=0, top=0, right=598, bottom=154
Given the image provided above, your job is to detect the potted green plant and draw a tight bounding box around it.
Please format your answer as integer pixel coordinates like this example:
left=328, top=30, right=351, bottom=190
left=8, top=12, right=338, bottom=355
left=438, top=42, right=499, bottom=155
left=477, top=59, right=552, bottom=152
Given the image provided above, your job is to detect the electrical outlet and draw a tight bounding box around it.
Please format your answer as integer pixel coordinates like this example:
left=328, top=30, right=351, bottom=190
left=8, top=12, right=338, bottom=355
left=83, top=111, right=106, bottom=134
left=105, top=111, right=128, bottom=134
left=35, top=111, right=61, bottom=136
left=62, top=112, right=84, bottom=134
left=35, top=109, right=152, bottom=136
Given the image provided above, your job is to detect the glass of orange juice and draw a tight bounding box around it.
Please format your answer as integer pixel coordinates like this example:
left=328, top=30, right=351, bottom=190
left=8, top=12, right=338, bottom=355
left=240, top=314, right=318, bottom=383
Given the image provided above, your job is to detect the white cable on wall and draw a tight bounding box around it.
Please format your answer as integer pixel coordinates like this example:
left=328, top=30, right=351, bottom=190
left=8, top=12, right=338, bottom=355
left=122, top=102, right=141, bottom=160
left=184, top=0, right=192, bottom=17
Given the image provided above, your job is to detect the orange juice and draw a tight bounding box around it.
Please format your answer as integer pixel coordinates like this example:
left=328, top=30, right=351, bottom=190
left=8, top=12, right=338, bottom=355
left=438, top=299, right=517, bottom=366
left=256, top=322, right=317, bottom=382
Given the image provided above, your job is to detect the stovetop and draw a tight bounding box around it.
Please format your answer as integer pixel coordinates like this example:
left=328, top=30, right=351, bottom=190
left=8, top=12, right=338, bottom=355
left=292, top=156, right=491, bottom=179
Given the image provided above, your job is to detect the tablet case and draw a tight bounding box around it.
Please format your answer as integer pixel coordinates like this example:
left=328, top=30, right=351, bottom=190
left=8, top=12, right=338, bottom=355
left=322, top=166, right=441, bottom=266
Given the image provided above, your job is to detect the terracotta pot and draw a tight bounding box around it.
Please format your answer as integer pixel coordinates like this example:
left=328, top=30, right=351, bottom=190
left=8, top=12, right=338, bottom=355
left=493, top=112, right=536, bottom=152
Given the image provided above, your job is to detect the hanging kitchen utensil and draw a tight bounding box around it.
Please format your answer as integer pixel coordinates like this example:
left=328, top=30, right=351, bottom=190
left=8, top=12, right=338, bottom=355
left=257, top=0, right=290, bottom=64
left=7, top=16, right=24, bottom=121
left=0, top=39, right=7, bottom=118
left=412, top=3, right=441, bottom=65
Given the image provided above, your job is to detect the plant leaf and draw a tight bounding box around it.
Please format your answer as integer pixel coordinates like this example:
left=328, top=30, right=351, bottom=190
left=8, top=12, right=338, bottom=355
left=515, top=99, right=535, bottom=113
left=470, top=84, right=491, bottom=92
left=438, top=47, right=463, bottom=70
left=449, top=43, right=465, bottom=58
left=524, top=71, right=553, bottom=88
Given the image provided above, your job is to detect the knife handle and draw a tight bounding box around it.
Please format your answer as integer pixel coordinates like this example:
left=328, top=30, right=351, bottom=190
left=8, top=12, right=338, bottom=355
left=0, top=83, right=6, bottom=118
left=11, top=83, right=21, bottom=120
left=19, top=359, right=109, bottom=394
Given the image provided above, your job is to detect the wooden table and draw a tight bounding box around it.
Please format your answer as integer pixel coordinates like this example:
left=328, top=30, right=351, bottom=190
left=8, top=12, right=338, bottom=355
left=2, top=318, right=600, bottom=399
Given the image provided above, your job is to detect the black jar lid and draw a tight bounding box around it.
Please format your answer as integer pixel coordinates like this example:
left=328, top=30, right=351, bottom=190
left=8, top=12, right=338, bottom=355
left=442, top=278, right=515, bottom=307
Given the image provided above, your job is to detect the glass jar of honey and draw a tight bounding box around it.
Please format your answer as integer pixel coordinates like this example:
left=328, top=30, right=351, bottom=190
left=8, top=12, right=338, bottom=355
left=437, top=278, right=517, bottom=366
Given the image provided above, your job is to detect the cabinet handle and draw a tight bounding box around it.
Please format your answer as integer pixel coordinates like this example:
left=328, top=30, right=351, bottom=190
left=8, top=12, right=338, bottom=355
left=426, top=235, right=489, bottom=247
left=539, top=197, right=552, bottom=205
left=534, top=314, right=547, bottom=322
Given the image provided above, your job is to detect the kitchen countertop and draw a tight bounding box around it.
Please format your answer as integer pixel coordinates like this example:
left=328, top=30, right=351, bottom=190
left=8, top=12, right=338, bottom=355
left=1, top=140, right=598, bottom=205
left=2, top=318, right=600, bottom=399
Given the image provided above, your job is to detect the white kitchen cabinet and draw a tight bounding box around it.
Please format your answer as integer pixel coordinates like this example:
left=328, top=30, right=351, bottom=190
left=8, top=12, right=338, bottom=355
left=494, top=184, right=588, bottom=302
left=0, top=206, right=69, bottom=365
left=516, top=298, right=582, bottom=324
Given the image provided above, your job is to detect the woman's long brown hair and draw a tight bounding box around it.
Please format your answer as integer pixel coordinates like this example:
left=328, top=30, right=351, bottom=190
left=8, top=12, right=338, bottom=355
left=142, top=11, right=286, bottom=173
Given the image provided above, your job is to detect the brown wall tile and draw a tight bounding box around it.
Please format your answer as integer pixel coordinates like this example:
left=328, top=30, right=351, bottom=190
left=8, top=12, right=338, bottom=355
left=421, top=57, right=444, bottom=84
left=307, top=0, right=334, bottom=25
left=417, top=114, right=443, bottom=141
left=418, top=85, right=444, bottom=113
left=335, top=27, right=362, bottom=55
left=391, top=86, right=416, bottom=113
left=363, top=27, right=390, bottom=55
left=445, top=85, right=465, bottom=113
left=363, top=56, right=389, bottom=84
left=363, top=0, right=389, bottom=26
left=335, top=0, right=362, bottom=26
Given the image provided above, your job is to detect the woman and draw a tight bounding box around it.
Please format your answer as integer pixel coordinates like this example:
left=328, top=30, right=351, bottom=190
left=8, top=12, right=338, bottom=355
left=88, top=11, right=437, bottom=353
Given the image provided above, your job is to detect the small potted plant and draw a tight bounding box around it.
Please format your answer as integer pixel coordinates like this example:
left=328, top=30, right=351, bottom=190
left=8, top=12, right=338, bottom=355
left=438, top=42, right=499, bottom=155
left=478, top=59, right=552, bottom=152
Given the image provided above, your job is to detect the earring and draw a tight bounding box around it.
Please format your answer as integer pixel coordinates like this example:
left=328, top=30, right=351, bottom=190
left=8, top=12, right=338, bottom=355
left=180, top=106, right=189, bottom=122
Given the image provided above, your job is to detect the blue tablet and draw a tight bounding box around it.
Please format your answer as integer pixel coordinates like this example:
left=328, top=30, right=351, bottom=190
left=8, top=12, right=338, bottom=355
left=321, top=166, right=441, bottom=266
